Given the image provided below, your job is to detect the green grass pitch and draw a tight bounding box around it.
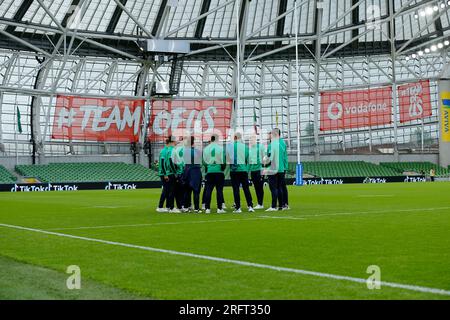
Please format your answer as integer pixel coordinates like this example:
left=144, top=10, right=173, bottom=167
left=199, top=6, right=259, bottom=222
left=0, top=182, right=449, bottom=300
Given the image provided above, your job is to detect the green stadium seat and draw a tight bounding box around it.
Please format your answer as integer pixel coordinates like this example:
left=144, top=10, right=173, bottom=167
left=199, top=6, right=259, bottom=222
left=380, top=162, right=449, bottom=177
left=0, top=165, right=16, bottom=184
left=15, top=162, right=160, bottom=183
left=295, top=161, right=399, bottom=178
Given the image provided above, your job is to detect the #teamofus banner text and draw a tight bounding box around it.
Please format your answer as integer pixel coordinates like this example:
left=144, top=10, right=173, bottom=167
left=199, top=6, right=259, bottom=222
left=320, top=87, right=393, bottom=131
left=149, top=99, right=233, bottom=141
left=52, top=95, right=145, bottom=142
left=398, top=80, right=432, bottom=123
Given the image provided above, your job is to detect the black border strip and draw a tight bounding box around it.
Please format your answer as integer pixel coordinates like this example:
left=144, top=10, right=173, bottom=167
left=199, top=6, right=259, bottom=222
left=0, top=176, right=426, bottom=192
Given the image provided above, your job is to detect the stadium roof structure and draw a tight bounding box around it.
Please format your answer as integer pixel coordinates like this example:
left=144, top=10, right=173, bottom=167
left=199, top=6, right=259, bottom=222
left=0, top=0, right=449, bottom=61
left=0, top=0, right=449, bottom=159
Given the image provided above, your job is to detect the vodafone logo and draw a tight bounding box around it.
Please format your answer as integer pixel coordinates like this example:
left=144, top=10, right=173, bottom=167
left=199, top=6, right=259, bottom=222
left=321, top=87, right=393, bottom=130
left=327, top=102, right=343, bottom=120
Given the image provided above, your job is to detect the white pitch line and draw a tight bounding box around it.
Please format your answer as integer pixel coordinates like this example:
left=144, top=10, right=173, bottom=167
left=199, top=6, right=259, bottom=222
left=1, top=222, right=449, bottom=297
left=356, top=195, right=394, bottom=198
left=265, top=206, right=450, bottom=220
left=48, top=217, right=268, bottom=231
left=48, top=206, right=450, bottom=231
left=260, top=215, right=305, bottom=220
left=90, top=206, right=131, bottom=209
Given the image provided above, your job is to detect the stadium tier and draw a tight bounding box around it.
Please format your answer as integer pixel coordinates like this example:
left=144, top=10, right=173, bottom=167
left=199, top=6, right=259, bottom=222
left=15, top=163, right=160, bottom=183
left=10, top=161, right=444, bottom=184
left=288, top=161, right=400, bottom=178
left=380, top=162, right=450, bottom=177
left=0, top=165, right=16, bottom=184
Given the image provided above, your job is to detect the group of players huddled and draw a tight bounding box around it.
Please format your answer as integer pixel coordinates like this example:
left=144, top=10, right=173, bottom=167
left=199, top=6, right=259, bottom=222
left=156, top=128, right=289, bottom=214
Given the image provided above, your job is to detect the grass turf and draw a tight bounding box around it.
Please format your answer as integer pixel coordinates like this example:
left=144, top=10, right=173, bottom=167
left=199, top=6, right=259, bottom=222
left=0, top=255, right=144, bottom=300
left=0, top=182, right=449, bottom=299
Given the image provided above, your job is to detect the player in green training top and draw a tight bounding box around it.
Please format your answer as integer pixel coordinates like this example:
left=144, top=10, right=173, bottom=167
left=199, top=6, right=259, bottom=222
left=157, top=138, right=170, bottom=212
left=277, top=128, right=290, bottom=210
left=226, top=132, right=254, bottom=213
left=248, top=133, right=266, bottom=209
left=173, top=136, right=186, bottom=211
left=264, top=128, right=286, bottom=211
left=164, top=136, right=180, bottom=213
left=202, top=134, right=226, bottom=214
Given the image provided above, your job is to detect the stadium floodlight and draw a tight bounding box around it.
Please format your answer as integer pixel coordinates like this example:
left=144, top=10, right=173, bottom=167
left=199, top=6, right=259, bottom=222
left=414, top=13, right=419, bottom=19
left=441, top=3, right=446, bottom=9
left=431, top=45, right=438, bottom=51
left=425, top=48, right=431, bottom=53
left=405, top=56, right=410, bottom=61
left=425, top=7, right=433, bottom=15
left=438, top=43, right=444, bottom=49
left=433, top=5, right=439, bottom=11
left=411, top=53, right=417, bottom=59
left=418, top=50, right=424, bottom=56
left=419, top=10, right=426, bottom=17
left=445, top=40, right=450, bottom=46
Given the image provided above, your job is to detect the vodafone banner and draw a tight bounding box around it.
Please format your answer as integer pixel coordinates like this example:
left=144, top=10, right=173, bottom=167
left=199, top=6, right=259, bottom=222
left=398, top=80, right=432, bottom=123
left=149, top=99, right=233, bottom=141
left=320, top=87, right=393, bottom=131
left=52, top=95, right=144, bottom=142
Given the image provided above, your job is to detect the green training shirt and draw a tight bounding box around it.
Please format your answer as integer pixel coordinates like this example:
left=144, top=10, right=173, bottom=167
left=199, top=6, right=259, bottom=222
left=203, top=142, right=225, bottom=174
left=228, top=141, right=249, bottom=172
left=248, top=142, right=266, bottom=172
left=158, top=146, right=167, bottom=177
left=164, top=146, right=177, bottom=176
left=268, top=138, right=286, bottom=173
left=280, top=138, right=288, bottom=173
left=174, top=145, right=185, bottom=175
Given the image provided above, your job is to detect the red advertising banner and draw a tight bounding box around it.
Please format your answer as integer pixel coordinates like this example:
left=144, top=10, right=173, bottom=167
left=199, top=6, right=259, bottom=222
left=398, top=80, right=432, bottom=123
left=52, top=95, right=145, bottom=142
left=149, top=99, right=233, bottom=141
left=320, top=87, right=393, bottom=131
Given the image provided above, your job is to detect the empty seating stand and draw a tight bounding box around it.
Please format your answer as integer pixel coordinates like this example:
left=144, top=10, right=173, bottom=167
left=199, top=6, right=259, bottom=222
left=12, top=161, right=448, bottom=183
left=380, top=162, right=449, bottom=177
left=15, top=162, right=160, bottom=183
left=0, top=165, right=16, bottom=184
left=288, top=161, right=399, bottom=178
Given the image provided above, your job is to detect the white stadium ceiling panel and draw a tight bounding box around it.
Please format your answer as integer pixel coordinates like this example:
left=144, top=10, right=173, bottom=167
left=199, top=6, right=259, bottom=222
left=321, top=0, right=352, bottom=44
left=441, top=7, right=450, bottom=28
left=23, top=0, right=69, bottom=28
left=115, top=0, right=162, bottom=35
left=77, top=0, right=117, bottom=32
left=202, top=0, right=237, bottom=39
left=247, top=0, right=279, bottom=38
left=358, top=0, right=389, bottom=42
left=283, top=0, right=315, bottom=36
left=165, top=0, right=202, bottom=38
left=0, top=0, right=21, bottom=19
left=0, top=1, right=448, bottom=60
